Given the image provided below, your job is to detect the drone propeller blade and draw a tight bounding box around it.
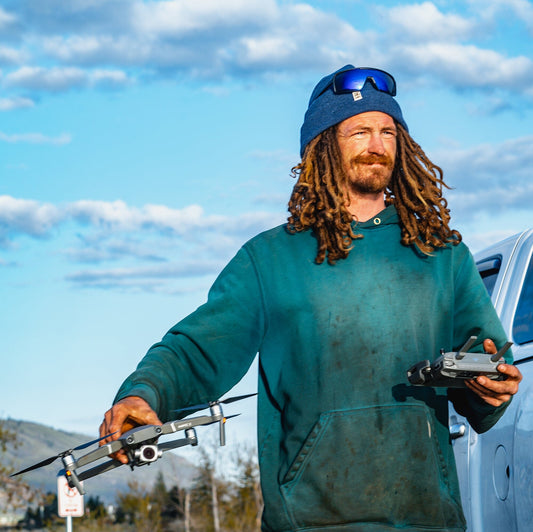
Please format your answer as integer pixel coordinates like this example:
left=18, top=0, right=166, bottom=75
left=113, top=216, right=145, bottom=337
left=202, top=413, right=241, bottom=428
left=73, top=432, right=117, bottom=452
left=172, top=392, right=257, bottom=414
left=220, top=392, right=257, bottom=405
left=11, top=455, right=59, bottom=477
left=173, top=404, right=207, bottom=413
left=10, top=432, right=117, bottom=478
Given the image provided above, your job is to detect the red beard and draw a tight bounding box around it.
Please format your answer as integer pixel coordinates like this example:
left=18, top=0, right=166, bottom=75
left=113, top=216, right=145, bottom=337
left=346, top=154, right=394, bottom=194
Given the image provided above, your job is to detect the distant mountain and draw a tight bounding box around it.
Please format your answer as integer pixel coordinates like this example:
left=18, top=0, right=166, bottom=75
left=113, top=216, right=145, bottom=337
left=1, top=419, right=198, bottom=504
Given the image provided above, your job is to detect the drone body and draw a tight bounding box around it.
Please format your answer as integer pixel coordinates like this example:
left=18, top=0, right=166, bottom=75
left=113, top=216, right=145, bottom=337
left=12, top=393, right=255, bottom=495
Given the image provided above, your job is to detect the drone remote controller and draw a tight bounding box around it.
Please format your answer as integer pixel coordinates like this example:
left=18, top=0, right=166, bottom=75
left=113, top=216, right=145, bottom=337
left=407, top=336, right=513, bottom=388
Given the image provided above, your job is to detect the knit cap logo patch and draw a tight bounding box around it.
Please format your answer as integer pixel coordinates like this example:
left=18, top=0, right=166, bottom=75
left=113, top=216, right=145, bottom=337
left=352, top=91, right=363, bottom=101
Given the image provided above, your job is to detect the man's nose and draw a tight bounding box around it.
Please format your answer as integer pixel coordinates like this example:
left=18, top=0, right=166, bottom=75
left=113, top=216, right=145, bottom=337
left=367, top=134, right=385, bottom=155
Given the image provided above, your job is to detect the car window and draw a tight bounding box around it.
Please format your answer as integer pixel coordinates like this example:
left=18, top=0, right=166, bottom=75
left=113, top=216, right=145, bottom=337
left=476, top=257, right=501, bottom=297
left=512, top=256, right=533, bottom=345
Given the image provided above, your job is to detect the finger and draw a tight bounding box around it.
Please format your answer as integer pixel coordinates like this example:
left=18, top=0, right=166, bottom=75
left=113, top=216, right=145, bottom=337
left=113, top=449, right=129, bottom=465
left=99, top=405, right=130, bottom=447
left=98, top=411, right=129, bottom=464
left=497, top=363, right=523, bottom=382
left=465, top=380, right=510, bottom=407
left=124, top=406, right=162, bottom=428
left=477, top=372, right=520, bottom=396
left=99, top=410, right=116, bottom=443
left=100, top=397, right=162, bottom=445
left=466, top=369, right=520, bottom=404
left=104, top=406, right=127, bottom=441
left=483, top=338, right=497, bottom=354
left=465, top=378, right=500, bottom=398
left=117, top=396, right=162, bottom=426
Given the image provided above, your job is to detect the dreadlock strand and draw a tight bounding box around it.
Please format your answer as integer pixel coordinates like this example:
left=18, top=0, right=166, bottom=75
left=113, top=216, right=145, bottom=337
left=288, top=128, right=360, bottom=264
left=391, top=125, right=461, bottom=253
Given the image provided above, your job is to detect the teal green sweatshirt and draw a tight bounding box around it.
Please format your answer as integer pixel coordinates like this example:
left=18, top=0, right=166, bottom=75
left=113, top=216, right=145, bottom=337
left=115, top=205, right=511, bottom=531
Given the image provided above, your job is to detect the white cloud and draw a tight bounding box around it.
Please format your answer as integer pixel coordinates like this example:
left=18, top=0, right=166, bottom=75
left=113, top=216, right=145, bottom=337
left=67, top=201, right=217, bottom=234
left=131, top=0, right=277, bottom=36
left=468, top=0, right=533, bottom=32
left=0, top=194, right=284, bottom=290
left=66, top=260, right=225, bottom=286
left=383, top=2, right=476, bottom=41
left=0, top=7, right=16, bottom=29
left=4, top=65, right=131, bottom=92
left=0, top=45, right=26, bottom=64
left=91, top=69, right=131, bottom=87
left=375, top=2, right=533, bottom=93
left=64, top=236, right=168, bottom=264
left=433, top=135, right=533, bottom=226
left=0, top=196, right=63, bottom=240
left=0, top=97, right=35, bottom=111
left=0, top=196, right=281, bottom=247
left=393, top=43, right=533, bottom=89
left=41, top=35, right=152, bottom=66
left=30, top=0, right=361, bottom=76
left=4, top=66, right=88, bottom=91
left=439, top=135, right=533, bottom=188
left=233, top=3, right=364, bottom=71
left=0, top=0, right=532, bottom=100
left=0, top=130, right=71, bottom=144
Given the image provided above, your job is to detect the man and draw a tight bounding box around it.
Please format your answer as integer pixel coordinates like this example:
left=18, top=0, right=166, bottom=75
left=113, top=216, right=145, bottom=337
left=100, top=65, right=521, bottom=531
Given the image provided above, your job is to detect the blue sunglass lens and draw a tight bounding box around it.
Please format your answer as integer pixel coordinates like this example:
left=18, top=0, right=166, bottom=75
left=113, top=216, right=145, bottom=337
left=333, top=68, right=396, bottom=97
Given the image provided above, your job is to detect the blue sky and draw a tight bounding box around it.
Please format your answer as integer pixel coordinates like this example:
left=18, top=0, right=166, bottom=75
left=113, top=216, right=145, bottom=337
left=1, top=0, right=533, bottom=457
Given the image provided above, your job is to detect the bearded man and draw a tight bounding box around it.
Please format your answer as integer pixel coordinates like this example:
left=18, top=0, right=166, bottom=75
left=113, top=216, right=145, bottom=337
left=100, top=65, right=521, bottom=532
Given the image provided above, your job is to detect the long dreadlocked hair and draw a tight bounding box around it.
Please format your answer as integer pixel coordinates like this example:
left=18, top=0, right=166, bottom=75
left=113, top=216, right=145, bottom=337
left=287, top=123, right=461, bottom=264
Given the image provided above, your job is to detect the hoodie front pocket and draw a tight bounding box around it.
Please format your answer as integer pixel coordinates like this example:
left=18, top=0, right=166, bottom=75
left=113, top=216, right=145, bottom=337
left=280, top=404, right=463, bottom=530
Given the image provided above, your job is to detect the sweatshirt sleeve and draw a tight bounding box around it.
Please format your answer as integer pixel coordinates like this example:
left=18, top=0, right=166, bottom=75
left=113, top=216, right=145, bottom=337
left=447, top=244, right=513, bottom=434
left=113, top=245, right=266, bottom=422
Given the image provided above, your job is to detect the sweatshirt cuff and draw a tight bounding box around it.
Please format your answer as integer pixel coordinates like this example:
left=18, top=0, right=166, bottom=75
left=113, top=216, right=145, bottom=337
left=113, top=382, right=160, bottom=414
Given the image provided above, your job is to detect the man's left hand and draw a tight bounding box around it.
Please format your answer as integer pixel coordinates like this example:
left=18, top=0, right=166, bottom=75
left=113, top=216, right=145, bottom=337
left=465, top=339, right=523, bottom=407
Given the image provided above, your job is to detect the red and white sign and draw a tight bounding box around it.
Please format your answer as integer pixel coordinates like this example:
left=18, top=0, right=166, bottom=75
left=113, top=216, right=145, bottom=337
left=57, top=475, right=84, bottom=517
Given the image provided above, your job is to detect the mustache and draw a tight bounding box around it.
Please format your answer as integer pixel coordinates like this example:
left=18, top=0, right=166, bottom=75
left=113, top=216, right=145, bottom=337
left=351, top=154, right=394, bottom=167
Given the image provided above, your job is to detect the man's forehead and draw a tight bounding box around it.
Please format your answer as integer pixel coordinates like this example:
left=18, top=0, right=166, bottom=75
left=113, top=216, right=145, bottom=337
left=338, top=111, right=397, bottom=130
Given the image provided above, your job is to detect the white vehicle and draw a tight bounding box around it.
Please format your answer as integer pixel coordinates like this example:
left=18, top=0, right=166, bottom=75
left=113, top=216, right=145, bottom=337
left=451, top=229, right=533, bottom=531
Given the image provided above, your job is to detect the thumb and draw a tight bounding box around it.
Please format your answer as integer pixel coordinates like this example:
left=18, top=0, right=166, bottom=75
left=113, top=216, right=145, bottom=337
left=483, top=338, right=497, bottom=354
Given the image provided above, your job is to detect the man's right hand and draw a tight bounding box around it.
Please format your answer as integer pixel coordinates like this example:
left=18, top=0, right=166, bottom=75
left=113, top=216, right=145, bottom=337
left=99, top=396, right=163, bottom=464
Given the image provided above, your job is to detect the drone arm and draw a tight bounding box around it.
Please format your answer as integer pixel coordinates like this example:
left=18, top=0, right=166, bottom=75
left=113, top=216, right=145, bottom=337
left=159, top=428, right=198, bottom=451
left=77, top=458, right=125, bottom=482
left=74, top=440, right=124, bottom=469
left=162, top=414, right=221, bottom=435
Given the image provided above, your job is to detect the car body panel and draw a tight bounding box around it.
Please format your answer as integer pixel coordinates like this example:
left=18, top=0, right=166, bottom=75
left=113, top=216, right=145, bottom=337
left=451, top=229, right=533, bottom=531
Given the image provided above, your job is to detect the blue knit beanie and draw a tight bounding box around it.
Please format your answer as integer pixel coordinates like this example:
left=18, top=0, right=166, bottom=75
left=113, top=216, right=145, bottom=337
left=300, top=64, right=408, bottom=157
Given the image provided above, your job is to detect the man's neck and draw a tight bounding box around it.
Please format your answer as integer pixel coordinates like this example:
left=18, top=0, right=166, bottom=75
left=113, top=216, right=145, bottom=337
left=346, top=193, right=386, bottom=222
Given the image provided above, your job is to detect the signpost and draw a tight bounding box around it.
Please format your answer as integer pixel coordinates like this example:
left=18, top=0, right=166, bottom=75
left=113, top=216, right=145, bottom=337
left=57, top=475, right=84, bottom=532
